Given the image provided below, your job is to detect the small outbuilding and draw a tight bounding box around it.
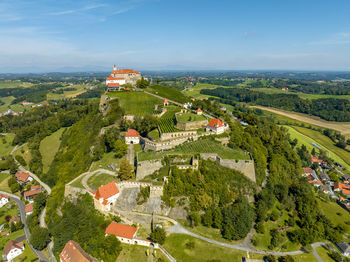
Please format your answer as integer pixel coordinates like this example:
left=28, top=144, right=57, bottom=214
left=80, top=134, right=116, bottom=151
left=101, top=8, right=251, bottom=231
left=125, top=129, right=140, bottom=144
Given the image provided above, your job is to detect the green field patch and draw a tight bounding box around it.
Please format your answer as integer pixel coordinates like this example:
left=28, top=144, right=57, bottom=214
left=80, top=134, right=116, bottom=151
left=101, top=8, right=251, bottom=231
left=108, top=91, right=161, bottom=116
left=0, top=96, right=15, bottom=113
left=176, top=112, right=207, bottom=123
left=146, top=84, right=190, bottom=104
left=0, top=200, right=19, bottom=224
left=87, top=173, right=116, bottom=190
left=13, top=144, right=31, bottom=169
left=90, top=151, right=123, bottom=171
left=148, top=129, right=160, bottom=140
left=70, top=176, right=85, bottom=189
left=40, top=128, right=66, bottom=173
left=116, top=243, right=167, bottom=262
left=317, top=199, right=350, bottom=234
left=0, top=133, right=15, bottom=157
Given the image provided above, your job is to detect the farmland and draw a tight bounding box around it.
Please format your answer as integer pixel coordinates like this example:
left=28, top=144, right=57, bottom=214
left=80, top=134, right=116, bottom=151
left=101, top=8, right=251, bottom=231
left=138, top=138, right=249, bottom=161
left=0, top=133, right=15, bottom=157
left=108, top=91, right=161, bottom=115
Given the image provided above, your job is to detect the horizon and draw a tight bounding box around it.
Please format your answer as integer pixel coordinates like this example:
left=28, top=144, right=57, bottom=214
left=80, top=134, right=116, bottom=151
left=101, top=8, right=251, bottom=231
left=1, top=0, right=350, bottom=72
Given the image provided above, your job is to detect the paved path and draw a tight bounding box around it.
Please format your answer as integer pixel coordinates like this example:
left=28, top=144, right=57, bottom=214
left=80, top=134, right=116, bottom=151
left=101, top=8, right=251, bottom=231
left=143, top=91, right=183, bottom=107
left=1, top=191, right=48, bottom=262
left=312, top=242, right=324, bottom=262
left=127, top=144, right=134, bottom=165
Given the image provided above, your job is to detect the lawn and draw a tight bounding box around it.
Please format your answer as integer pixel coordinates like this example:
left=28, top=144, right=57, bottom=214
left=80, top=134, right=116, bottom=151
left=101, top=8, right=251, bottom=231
left=116, top=244, right=167, bottom=262
left=138, top=139, right=249, bottom=161
left=0, top=96, right=15, bottom=113
left=87, top=173, right=116, bottom=190
left=146, top=85, right=190, bottom=104
left=39, top=128, right=66, bottom=173
left=0, top=200, right=19, bottom=224
left=13, top=144, right=31, bottom=169
left=70, top=175, right=85, bottom=189
left=176, top=112, right=207, bottom=123
left=0, top=174, right=12, bottom=194
left=108, top=91, right=161, bottom=115
left=90, top=151, right=123, bottom=171
left=0, top=229, right=24, bottom=251
left=13, top=240, right=38, bottom=262
left=316, top=245, right=338, bottom=262
left=0, top=133, right=15, bottom=157
left=293, top=126, right=350, bottom=168
left=317, top=199, right=350, bottom=234
left=163, top=233, right=264, bottom=262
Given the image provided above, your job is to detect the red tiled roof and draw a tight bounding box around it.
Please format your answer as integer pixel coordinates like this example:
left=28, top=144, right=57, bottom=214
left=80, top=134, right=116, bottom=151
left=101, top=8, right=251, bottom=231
left=105, top=222, right=137, bottom=239
left=163, top=98, right=168, bottom=104
left=303, top=168, right=313, bottom=174
left=111, top=69, right=140, bottom=74
left=15, top=171, right=31, bottom=183
left=0, top=194, right=8, bottom=199
left=4, top=240, right=23, bottom=256
left=60, top=240, right=98, bottom=262
left=197, top=108, right=202, bottom=112
left=126, top=129, right=140, bottom=137
left=24, top=188, right=42, bottom=197
left=25, top=204, right=33, bottom=213
left=94, top=182, right=119, bottom=202
left=309, top=180, right=322, bottom=185
left=31, top=185, right=41, bottom=190
left=208, top=118, right=223, bottom=128
left=311, top=156, right=323, bottom=163
left=106, top=76, right=125, bottom=80
left=107, top=83, right=120, bottom=87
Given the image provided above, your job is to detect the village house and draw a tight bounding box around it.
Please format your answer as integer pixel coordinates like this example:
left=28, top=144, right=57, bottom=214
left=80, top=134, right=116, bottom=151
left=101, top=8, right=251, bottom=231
left=206, top=118, right=228, bottom=134
left=337, top=242, right=350, bottom=256
left=196, top=108, right=203, bottom=115
left=105, top=222, right=158, bottom=248
left=9, top=216, right=20, bottom=224
left=125, top=129, right=140, bottom=144
left=334, top=183, right=350, bottom=196
left=163, top=98, right=169, bottom=106
left=0, top=194, right=9, bottom=208
left=311, top=156, right=323, bottom=164
left=24, top=185, right=42, bottom=202
left=3, top=240, right=24, bottom=261
left=90, top=182, right=120, bottom=212
left=15, top=171, right=33, bottom=184
left=319, top=184, right=331, bottom=194
left=25, top=204, right=33, bottom=216
left=342, top=175, right=350, bottom=184
left=319, top=172, right=330, bottom=182
left=302, top=167, right=313, bottom=176
left=59, top=240, right=98, bottom=262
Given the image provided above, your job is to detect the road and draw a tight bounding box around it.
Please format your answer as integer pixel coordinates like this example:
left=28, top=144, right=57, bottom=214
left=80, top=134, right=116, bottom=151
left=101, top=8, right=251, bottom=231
left=311, top=243, right=324, bottom=262
left=1, top=191, right=48, bottom=262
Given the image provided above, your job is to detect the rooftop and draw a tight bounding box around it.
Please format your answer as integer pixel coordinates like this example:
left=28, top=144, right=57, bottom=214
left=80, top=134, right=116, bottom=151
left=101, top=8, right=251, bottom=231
left=4, top=240, right=23, bottom=256
left=105, top=222, right=137, bottom=239
left=94, top=182, right=119, bottom=202
left=60, top=240, right=98, bottom=262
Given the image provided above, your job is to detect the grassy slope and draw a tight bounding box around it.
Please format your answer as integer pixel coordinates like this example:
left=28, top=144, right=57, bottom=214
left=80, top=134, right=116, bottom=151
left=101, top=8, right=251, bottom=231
left=108, top=91, right=161, bottom=115
left=87, top=173, right=116, bottom=190
left=90, top=152, right=123, bottom=171
left=317, top=199, right=350, bottom=234
left=13, top=144, right=31, bottom=169
left=70, top=176, right=85, bottom=189
left=293, top=126, right=350, bottom=168
left=283, top=126, right=350, bottom=170
left=146, top=85, right=190, bottom=104
left=39, top=128, right=66, bottom=173
left=0, top=133, right=15, bottom=157
left=116, top=244, right=167, bottom=262
left=0, top=201, right=19, bottom=224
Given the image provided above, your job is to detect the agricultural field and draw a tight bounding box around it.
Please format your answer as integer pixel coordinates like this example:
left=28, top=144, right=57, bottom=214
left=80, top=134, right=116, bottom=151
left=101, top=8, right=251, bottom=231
left=39, top=128, right=66, bottom=173
left=254, top=105, right=350, bottom=135
left=46, top=85, right=87, bottom=100
left=0, top=81, right=31, bottom=89
left=87, top=173, right=116, bottom=190
left=0, top=96, right=14, bottom=113
left=146, top=84, right=190, bottom=104
left=158, top=105, right=181, bottom=133
left=0, top=133, right=15, bottom=157
left=108, top=91, right=161, bottom=115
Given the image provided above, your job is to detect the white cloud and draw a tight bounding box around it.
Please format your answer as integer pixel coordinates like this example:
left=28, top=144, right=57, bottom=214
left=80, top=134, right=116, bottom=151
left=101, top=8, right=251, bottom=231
left=49, top=3, right=107, bottom=16
left=308, top=32, right=350, bottom=45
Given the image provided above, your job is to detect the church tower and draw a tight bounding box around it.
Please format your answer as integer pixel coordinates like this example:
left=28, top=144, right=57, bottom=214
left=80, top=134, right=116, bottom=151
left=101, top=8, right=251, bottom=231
left=113, top=64, right=117, bottom=71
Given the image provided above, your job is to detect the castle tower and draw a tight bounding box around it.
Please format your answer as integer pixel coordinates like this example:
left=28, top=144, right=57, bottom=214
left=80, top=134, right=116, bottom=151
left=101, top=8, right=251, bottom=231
left=113, top=64, right=117, bottom=71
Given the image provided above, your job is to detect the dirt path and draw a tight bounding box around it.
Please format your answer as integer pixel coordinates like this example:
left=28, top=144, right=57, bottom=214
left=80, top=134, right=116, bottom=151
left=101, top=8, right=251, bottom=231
left=253, top=106, right=350, bottom=135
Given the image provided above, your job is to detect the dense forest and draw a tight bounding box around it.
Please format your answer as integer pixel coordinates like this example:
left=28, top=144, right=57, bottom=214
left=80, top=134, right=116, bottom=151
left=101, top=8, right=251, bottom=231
left=201, top=87, right=350, bottom=121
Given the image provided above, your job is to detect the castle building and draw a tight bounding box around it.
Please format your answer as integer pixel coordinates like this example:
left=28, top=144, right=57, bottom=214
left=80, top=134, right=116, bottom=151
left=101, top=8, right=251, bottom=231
left=106, top=64, right=142, bottom=90
left=90, top=182, right=120, bottom=212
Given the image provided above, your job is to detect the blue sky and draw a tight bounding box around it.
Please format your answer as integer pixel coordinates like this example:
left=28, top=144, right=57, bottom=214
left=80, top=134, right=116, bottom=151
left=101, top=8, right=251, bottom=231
left=1, top=0, right=350, bottom=72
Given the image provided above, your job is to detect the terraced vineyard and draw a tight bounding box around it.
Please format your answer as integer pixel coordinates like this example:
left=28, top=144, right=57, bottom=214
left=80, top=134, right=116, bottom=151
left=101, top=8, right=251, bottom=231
left=159, top=106, right=180, bottom=133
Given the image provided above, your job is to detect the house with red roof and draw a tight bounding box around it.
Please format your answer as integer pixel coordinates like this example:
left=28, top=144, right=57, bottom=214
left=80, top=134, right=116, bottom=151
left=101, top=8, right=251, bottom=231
left=4, top=240, right=24, bottom=261
left=163, top=98, right=169, bottom=106
left=334, top=183, right=350, bottom=196
left=0, top=194, right=9, bottom=208
left=90, top=182, right=120, bottom=212
left=60, top=240, right=98, bottom=262
left=105, top=222, right=158, bottom=248
left=106, top=64, right=141, bottom=89
left=206, top=118, right=228, bottom=134
left=25, top=203, right=33, bottom=216
left=196, top=108, right=202, bottom=115
left=15, top=171, right=33, bottom=184
left=125, top=129, right=140, bottom=145
left=24, top=185, right=42, bottom=202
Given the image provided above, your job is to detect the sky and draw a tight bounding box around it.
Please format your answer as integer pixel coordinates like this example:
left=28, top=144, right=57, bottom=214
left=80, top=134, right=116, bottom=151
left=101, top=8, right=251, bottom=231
left=1, top=0, right=350, bottom=72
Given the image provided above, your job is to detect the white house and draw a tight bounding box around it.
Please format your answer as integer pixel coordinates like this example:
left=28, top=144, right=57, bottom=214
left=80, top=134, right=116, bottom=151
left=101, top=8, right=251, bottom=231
left=4, top=241, right=24, bottom=261
left=125, top=129, right=140, bottom=144
left=206, top=118, right=227, bottom=134
left=0, top=194, right=9, bottom=208
left=25, top=204, right=33, bottom=216
left=90, top=182, right=120, bottom=212
left=337, top=242, right=350, bottom=256
left=105, top=222, right=158, bottom=248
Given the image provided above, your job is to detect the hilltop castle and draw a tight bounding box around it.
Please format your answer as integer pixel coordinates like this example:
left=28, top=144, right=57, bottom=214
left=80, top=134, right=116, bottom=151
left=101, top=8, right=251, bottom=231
left=106, top=64, right=142, bottom=90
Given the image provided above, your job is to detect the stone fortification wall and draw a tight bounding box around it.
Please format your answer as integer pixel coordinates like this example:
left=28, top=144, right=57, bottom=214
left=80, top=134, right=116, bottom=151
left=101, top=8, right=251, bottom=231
left=142, top=135, right=199, bottom=152
left=176, top=119, right=208, bottom=131
left=160, top=130, right=197, bottom=141
left=200, top=153, right=256, bottom=182
left=136, top=159, right=163, bottom=180
left=115, top=180, right=163, bottom=198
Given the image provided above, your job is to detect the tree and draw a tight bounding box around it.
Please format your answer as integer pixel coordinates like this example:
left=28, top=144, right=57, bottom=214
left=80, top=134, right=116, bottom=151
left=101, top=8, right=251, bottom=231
left=30, top=226, right=50, bottom=250
left=188, top=212, right=201, bottom=227
left=33, top=193, right=47, bottom=214
left=136, top=77, right=149, bottom=89
left=150, top=227, right=166, bottom=245
left=15, top=155, right=27, bottom=167
left=10, top=183, right=20, bottom=193
left=114, top=139, right=127, bottom=158
left=118, top=159, right=134, bottom=180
